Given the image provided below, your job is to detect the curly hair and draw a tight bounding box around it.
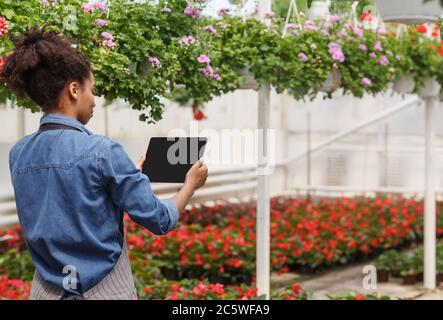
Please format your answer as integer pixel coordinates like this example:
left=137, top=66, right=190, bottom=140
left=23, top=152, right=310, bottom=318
left=0, top=28, right=92, bottom=112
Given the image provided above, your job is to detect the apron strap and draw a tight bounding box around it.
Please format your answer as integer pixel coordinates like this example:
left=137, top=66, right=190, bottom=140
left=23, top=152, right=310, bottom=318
left=39, top=123, right=83, bottom=133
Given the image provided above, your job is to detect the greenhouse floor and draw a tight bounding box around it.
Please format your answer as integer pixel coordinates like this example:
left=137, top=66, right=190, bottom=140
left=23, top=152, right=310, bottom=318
left=271, top=263, right=443, bottom=300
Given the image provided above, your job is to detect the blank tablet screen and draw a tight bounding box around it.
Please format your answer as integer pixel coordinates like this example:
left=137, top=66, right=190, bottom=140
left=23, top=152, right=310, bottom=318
left=142, top=137, right=207, bottom=183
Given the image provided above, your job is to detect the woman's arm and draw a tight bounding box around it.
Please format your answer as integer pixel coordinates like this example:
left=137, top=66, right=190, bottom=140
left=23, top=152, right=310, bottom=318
left=136, top=154, right=208, bottom=214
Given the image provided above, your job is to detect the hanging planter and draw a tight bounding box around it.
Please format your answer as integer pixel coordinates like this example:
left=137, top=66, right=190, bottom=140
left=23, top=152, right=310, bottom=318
left=393, top=73, right=415, bottom=94
left=318, top=70, right=341, bottom=93
left=418, top=77, right=441, bottom=97
left=308, top=0, right=331, bottom=20
left=374, top=0, right=443, bottom=24
left=236, top=67, right=259, bottom=90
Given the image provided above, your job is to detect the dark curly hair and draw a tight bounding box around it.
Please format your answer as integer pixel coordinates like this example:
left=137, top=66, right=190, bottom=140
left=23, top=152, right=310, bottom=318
left=0, top=28, right=92, bottom=112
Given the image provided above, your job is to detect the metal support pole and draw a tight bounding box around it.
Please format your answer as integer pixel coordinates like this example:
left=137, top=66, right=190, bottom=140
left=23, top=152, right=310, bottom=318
left=256, top=0, right=272, bottom=300
left=257, top=83, right=271, bottom=299
left=424, top=95, right=437, bottom=290
left=306, top=111, right=311, bottom=201
left=16, top=102, right=25, bottom=139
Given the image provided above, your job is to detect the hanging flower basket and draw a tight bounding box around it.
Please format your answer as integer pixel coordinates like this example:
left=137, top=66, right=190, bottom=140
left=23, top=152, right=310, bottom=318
left=374, top=0, right=443, bottom=24
left=418, top=77, right=441, bottom=97
left=236, top=67, right=259, bottom=90
left=308, top=0, right=331, bottom=20
left=318, top=71, right=341, bottom=93
left=393, top=73, right=415, bottom=94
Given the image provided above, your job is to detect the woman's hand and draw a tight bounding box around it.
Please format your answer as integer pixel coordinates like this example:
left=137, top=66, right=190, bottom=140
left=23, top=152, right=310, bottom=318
left=185, top=160, right=208, bottom=191
left=135, top=153, right=146, bottom=171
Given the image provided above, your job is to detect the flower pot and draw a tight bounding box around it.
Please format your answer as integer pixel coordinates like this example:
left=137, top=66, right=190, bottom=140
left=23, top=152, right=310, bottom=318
left=401, top=274, right=418, bottom=285
left=137, top=58, right=151, bottom=80
left=375, top=0, right=443, bottom=24
left=236, top=67, right=259, bottom=90
left=376, top=269, right=390, bottom=283
left=418, top=77, right=441, bottom=98
left=318, top=71, right=341, bottom=93
left=393, top=74, right=415, bottom=94
left=308, top=0, right=331, bottom=20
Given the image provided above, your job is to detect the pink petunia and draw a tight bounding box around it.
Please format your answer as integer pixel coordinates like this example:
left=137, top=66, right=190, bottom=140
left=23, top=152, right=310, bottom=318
left=197, top=54, right=210, bottom=64
left=362, top=77, right=372, bottom=87
left=95, top=19, right=108, bottom=27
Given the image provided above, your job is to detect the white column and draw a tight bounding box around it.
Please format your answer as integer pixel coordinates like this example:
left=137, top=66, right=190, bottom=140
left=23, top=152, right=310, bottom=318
left=424, top=95, right=437, bottom=290
left=257, top=84, right=271, bottom=299
left=16, top=102, right=25, bottom=138
left=256, top=0, right=272, bottom=300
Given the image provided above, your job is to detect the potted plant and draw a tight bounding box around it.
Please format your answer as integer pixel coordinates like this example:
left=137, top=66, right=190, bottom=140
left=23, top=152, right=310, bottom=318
left=393, top=73, right=415, bottom=94
left=374, top=0, right=443, bottom=24
left=374, top=250, right=398, bottom=283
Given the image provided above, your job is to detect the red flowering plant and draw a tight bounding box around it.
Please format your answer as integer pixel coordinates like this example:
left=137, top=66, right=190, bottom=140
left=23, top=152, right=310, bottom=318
left=327, top=291, right=391, bottom=300
left=123, top=194, right=437, bottom=283
left=138, top=279, right=309, bottom=300
left=0, top=275, right=31, bottom=300
left=385, top=26, right=443, bottom=94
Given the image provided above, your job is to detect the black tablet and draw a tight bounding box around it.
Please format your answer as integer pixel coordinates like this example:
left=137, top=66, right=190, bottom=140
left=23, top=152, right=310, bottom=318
left=142, top=137, right=208, bottom=183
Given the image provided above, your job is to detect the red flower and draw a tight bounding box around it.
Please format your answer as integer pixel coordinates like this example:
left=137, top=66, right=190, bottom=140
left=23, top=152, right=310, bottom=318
left=192, top=105, right=207, bottom=121
left=355, top=295, right=365, bottom=300
left=0, top=57, right=4, bottom=74
left=0, top=17, right=8, bottom=37
left=417, top=25, right=427, bottom=33
left=291, top=283, right=302, bottom=295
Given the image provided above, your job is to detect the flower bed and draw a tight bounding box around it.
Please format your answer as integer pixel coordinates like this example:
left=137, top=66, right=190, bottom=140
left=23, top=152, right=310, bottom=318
left=126, top=195, right=440, bottom=282
left=0, top=194, right=439, bottom=299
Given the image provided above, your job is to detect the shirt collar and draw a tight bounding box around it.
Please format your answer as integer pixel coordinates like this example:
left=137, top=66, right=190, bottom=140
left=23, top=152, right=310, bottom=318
left=39, top=113, right=94, bottom=135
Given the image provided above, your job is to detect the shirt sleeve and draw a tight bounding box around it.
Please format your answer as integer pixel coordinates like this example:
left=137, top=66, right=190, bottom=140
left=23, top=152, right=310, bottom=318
left=98, top=138, right=179, bottom=235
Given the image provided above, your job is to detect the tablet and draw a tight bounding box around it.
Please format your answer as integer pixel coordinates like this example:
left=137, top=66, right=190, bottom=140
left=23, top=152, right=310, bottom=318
left=142, top=137, right=207, bottom=183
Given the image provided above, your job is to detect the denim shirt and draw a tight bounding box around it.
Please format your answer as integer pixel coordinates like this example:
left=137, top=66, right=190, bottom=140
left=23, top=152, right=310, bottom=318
left=8, top=113, right=179, bottom=296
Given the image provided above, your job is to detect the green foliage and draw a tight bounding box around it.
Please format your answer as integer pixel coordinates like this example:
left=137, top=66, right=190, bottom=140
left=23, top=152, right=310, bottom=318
left=1, top=1, right=443, bottom=123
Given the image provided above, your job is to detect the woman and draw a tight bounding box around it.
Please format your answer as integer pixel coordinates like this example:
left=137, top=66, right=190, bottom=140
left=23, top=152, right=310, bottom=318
left=1, top=28, right=208, bottom=300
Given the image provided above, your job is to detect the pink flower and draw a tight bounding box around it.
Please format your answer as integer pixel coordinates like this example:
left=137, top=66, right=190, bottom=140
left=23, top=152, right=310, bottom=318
left=104, top=39, right=114, bottom=48
left=81, top=3, right=92, bottom=13
left=95, top=19, right=108, bottom=27
left=101, top=32, right=114, bottom=41
left=358, top=44, right=368, bottom=51
left=377, top=27, right=387, bottom=35
left=265, top=12, right=275, bottom=19
left=379, top=55, right=389, bottom=66
left=218, top=7, right=230, bottom=16
left=184, top=6, right=201, bottom=19
left=323, top=21, right=332, bottom=30
left=329, top=15, right=340, bottom=23
left=178, top=35, right=196, bottom=46
left=93, top=2, right=107, bottom=13
left=369, top=52, right=377, bottom=59
left=362, top=77, right=372, bottom=87
left=199, top=65, right=221, bottom=81
left=304, top=20, right=317, bottom=32
left=328, top=42, right=345, bottom=63
left=298, top=53, right=308, bottom=62
left=197, top=54, right=210, bottom=64
left=352, top=26, right=364, bottom=37
left=374, top=41, right=383, bottom=51
left=162, top=7, right=172, bottom=13
left=149, top=56, right=161, bottom=68
left=203, top=25, right=217, bottom=36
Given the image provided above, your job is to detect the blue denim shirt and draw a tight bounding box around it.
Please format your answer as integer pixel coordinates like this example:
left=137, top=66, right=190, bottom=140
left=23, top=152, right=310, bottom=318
left=8, top=113, right=179, bottom=296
